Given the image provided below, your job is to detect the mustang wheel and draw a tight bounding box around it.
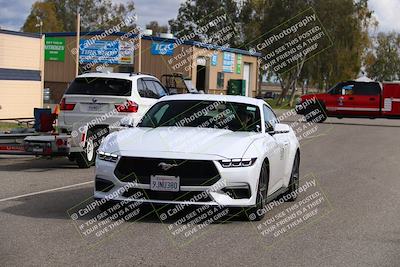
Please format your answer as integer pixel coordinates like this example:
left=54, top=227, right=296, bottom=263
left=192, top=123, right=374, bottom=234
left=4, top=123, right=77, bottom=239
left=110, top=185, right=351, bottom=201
left=285, top=152, right=300, bottom=202
left=247, top=161, right=269, bottom=221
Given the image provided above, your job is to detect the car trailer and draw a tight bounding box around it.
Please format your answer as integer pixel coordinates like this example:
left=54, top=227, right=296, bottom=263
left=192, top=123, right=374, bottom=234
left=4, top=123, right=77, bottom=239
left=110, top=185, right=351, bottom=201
left=0, top=108, right=90, bottom=168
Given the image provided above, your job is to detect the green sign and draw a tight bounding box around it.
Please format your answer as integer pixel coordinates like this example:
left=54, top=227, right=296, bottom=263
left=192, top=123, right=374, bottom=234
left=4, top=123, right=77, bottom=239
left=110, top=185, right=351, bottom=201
left=45, top=37, right=65, bottom=61
left=236, top=54, right=242, bottom=74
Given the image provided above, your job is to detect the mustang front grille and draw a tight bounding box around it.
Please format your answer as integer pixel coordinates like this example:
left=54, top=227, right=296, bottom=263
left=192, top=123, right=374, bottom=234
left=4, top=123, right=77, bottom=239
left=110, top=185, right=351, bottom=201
left=114, top=157, right=220, bottom=186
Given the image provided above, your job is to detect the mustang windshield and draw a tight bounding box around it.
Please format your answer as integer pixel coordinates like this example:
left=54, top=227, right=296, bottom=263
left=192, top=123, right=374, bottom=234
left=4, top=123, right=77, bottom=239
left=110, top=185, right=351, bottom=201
left=138, top=100, right=261, bottom=132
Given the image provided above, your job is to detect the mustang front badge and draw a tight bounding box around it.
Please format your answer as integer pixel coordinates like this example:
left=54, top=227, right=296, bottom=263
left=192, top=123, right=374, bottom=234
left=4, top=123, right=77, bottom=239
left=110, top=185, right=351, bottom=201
left=158, top=162, right=178, bottom=171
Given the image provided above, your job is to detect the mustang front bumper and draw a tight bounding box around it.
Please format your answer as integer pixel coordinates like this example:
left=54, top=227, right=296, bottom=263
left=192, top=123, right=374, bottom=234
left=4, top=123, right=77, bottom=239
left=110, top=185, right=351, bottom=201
left=94, top=154, right=262, bottom=208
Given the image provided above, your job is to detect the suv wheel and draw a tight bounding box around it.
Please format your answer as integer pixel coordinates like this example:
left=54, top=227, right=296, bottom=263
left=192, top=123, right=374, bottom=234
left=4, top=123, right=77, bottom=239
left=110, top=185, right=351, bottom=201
left=75, top=129, right=97, bottom=168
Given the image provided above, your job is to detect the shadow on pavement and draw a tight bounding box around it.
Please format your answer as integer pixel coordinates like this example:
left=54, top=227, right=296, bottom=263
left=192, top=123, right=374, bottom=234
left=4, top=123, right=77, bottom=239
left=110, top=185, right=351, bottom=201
left=0, top=185, right=241, bottom=224
left=0, top=156, right=79, bottom=172
left=1, top=186, right=92, bottom=220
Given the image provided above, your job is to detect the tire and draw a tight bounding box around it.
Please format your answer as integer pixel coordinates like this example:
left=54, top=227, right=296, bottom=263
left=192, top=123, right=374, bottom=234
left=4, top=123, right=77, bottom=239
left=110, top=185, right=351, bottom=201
left=285, top=152, right=300, bottom=202
left=246, top=161, right=269, bottom=221
left=75, top=129, right=97, bottom=168
left=67, top=154, right=76, bottom=161
left=305, top=104, right=327, bottom=123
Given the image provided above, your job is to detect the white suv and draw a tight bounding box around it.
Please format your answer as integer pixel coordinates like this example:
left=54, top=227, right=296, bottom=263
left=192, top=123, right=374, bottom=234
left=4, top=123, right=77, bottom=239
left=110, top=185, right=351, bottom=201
left=58, top=72, right=168, bottom=167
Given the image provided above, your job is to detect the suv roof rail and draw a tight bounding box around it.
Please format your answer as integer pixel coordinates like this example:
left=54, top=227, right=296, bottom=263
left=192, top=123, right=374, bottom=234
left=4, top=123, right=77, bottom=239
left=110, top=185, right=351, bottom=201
left=130, top=72, right=153, bottom=76
left=82, top=70, right=103, bottom=74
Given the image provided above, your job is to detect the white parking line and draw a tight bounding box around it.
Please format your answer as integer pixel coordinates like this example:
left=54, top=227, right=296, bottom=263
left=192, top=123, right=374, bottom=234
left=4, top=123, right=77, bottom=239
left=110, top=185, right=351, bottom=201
left=0, top=181, right=93, bottom=203
left=303, top=133, right=327, bottom=139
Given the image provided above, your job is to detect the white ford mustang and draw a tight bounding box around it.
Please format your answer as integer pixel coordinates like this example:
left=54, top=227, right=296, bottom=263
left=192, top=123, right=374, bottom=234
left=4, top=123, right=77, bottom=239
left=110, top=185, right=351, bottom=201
left=94, top=94, right=300, bottom=220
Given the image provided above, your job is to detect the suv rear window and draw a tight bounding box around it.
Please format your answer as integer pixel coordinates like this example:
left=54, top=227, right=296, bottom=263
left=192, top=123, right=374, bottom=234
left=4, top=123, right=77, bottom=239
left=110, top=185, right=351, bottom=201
left=65, top=77, right=132, bottom=96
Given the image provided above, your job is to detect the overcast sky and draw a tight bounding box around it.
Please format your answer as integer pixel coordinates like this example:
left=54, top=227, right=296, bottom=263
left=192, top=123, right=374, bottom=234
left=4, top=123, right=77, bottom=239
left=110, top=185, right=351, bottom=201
left=0, top=0, right=398, bottom=33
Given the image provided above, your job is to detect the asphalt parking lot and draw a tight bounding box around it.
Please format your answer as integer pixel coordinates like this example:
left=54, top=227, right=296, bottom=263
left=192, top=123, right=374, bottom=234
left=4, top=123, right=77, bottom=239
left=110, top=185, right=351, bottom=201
left=1, top=116, right=400, bottom=266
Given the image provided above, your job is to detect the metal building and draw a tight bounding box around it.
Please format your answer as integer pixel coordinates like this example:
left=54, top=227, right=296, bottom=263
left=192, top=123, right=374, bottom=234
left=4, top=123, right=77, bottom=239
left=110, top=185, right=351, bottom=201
left=44, top=31, right=260, bottom=103
left=0, top=30, right=44, bottom=119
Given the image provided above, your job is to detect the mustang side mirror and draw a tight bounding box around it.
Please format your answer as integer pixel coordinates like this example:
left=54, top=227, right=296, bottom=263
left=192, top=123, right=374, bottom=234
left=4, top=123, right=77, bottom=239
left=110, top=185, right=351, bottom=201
left=265, top=122, right=274, bottom=134
left=267, top=123, right=290, bottom=135
left=120, top=117, right=134, bottom=128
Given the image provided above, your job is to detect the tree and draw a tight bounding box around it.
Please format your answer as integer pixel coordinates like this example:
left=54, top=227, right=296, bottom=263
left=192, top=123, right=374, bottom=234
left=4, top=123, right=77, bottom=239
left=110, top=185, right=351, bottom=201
left=21, top=1, right=64, bottom=33
left=48, top=0, right=96, bottom=32
left=305, top=0, right=375, bottom=90
left=81, top=0, right=136, bottom=32
left=241, top=0, right=314, bottom=105
left=240, top=0, right=375, bottom=107
left=365, top=32, right=400, bottom=81
left=145, top=21, right=168, bottom=35
left=169, top=0, right=240, bottom=47
left=22, top=0, right=136, bottom=33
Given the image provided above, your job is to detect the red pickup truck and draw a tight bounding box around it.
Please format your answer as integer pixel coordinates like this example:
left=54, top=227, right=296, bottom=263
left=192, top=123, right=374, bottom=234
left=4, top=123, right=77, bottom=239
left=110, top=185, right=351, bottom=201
left=296, top=80, right=400, bottom=122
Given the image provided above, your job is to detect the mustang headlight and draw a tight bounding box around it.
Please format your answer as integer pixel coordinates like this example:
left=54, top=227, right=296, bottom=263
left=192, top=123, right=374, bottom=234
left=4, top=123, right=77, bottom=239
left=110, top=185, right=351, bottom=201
left=219, top=158, right=257, bottom=168
left=296, top=97, right=302, bottom=105
left=97, top=151, right=119, bottom=162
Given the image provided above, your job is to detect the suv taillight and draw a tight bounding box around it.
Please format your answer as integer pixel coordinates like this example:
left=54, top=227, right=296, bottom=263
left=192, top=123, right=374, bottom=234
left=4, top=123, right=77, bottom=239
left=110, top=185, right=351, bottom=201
left=115, top=100, right=138, bottom=113
left=60, top=98, right=76, bottom=111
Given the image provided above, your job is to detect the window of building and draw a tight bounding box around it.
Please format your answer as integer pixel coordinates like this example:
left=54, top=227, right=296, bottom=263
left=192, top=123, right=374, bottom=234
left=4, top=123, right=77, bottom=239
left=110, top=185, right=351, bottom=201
left=217, top=72, right=224, bottom=89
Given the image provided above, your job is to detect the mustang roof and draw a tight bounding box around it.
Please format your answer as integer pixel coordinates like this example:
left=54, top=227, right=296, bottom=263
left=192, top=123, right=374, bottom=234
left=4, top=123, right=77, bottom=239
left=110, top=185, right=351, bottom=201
left=159, top=93, right=268, bottom=107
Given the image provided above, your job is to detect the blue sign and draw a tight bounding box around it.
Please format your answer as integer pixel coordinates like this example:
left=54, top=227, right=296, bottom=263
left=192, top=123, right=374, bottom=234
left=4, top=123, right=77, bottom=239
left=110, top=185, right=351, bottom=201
left=211, top=54, right=218, bottom=66
left=151, top=42, right=174, bottom=55
left=79, top=40, right=134, bottom=64
left=222, top=52, right=235, bottom=73
left=79, top=40, right=120, bottom=64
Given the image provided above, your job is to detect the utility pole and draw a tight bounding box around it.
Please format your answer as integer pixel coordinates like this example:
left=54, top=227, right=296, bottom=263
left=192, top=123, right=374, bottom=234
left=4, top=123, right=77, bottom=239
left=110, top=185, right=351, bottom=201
left=35, top=16, right=43, bottom=35
left=138, top=29, right=142, bottom=72
left=75, top=11, right=80, bottom=77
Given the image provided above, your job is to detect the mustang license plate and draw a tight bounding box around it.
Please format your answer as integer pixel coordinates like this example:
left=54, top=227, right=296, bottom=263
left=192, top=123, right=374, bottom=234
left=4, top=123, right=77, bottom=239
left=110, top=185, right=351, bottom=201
left=150, top=175, right=180, bottom=192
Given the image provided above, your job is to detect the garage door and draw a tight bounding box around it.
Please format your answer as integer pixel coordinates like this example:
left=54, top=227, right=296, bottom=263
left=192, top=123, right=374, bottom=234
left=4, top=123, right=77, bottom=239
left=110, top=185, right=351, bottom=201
left=0, top=80, right=42, bottom=119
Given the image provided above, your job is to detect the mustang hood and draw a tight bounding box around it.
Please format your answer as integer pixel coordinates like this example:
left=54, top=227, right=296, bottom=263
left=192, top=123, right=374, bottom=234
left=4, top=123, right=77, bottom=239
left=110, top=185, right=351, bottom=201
left=100, top=127, right=261, bottom=159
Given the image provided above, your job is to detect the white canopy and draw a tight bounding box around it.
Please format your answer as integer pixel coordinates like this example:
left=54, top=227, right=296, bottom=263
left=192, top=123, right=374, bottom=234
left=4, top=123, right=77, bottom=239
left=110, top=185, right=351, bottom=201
left=355, top=76, right=374, bottom=82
